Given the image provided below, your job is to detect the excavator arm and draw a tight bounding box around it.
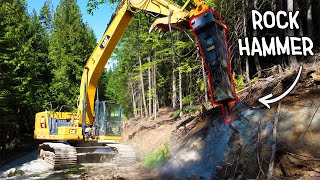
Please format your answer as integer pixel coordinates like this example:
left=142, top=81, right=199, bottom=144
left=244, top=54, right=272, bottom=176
left=78, top=0, right=212, bottom=127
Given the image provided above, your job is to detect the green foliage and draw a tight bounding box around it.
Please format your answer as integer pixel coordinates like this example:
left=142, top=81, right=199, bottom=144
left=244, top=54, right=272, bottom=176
left=233, top=74, right=258, bottom=91
left=250, top=77, right=258, bottom=84
left=63, top=166, right=87, bottom=176
left=206, top=0, right=220, bottom=7
left=182, top=94, right=195, bottom=105
left=144, top=143, right=170, bottom=168
left=7, top=169, right=24, bottom=177
left=233, top=74, right=247, bottom=91
left=105, top=61, right=132, bottom=117
left=39, top=0, right=53, bottom=31
left=5, top=138, right=20, bottom=151
left=172, top=105, right=200, bottom=119
left=49, top=0, right=96, bottom=109
left=86, top=0, right=113, bottom=15
left=0, top=0, right=54, bottom=151
left=102, top=11, right=204, bottom=117
left=0, top=0, right=96, bottom=159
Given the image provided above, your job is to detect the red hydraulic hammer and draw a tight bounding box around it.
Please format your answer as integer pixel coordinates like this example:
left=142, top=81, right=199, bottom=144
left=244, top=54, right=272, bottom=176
left=190, top=9, right=238, bottom=124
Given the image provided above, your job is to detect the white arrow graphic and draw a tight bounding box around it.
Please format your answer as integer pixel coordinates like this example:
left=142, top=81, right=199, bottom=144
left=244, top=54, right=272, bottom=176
left=258, top=65, right=303, bottom=108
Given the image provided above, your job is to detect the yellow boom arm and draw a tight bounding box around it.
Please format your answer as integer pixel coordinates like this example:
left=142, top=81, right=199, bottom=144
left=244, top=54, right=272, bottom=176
left=78, top=0, right=208, bottom=126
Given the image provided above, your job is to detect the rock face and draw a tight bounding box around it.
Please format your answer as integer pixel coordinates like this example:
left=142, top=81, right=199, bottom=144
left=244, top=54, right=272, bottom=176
left=160, top=86, right=320, bottom=179
left=163, top=121, right=232, bottom=179
left=162, top=104, right=272, bottom=179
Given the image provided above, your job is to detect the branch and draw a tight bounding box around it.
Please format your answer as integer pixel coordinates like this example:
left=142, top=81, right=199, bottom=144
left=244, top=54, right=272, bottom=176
left=267, top=102, right=281, bottom=180
left=284, top=151, right=320, bottom=161
left=300, top=103, right=320, bottom=142
left=256, top=118, right=265, bottom=178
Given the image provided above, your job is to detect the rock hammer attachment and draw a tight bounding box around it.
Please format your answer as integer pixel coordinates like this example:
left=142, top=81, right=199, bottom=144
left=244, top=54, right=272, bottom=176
left=190, top=9, right=238, bottom=124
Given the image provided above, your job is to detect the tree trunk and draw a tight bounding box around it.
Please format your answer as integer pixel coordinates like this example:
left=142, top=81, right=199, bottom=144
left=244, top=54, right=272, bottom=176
left=148, top=56, right=152, bottom=116
left=280, top=0, right=288, bottom=69
left=271, top=0, right=276, bottom=11
left=132, top=85, right=137, bottom=118
left=139, top=55, right=148, bottom=117
left=172, top=55, right=177, bottom=109
left=201, top=60, right=208, bottom=102
left=287, top=0, right=298, bottom=68
left=139, top=93, right=143, bottom=117
left=253, top=0, right=262, bottom=77
left=280, top=0, right=284, bottom=9
left=243, top=0, right=250, bottom=83
left=253, top=30, right=262, bottom=77
left=298, top=17, right=304, bottom=37
left=179, top=69, right=183, bottom=116
left=307, top=0, right=314, bottom=41
left=153, top=63, right=157, bottom=120
left=295, top=1, right=304, bottom=37
left=189, top=72, right=192, bottom=106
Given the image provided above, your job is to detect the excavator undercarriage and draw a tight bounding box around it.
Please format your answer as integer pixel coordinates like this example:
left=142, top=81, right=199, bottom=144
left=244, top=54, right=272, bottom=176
left=38, top=142, right=137, bottom=169
left=38, top=143, right=77, bottom=169
left=36, top=102, right=128, bottom=169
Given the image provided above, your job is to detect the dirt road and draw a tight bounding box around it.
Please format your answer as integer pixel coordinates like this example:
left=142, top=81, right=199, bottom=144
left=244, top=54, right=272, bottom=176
left=0, top=144, right=150, bottom=180
left=0, top=151, right=53, bottom=179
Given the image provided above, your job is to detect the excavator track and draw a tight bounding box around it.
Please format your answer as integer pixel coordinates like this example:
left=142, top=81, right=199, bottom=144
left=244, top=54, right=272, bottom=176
left=38, top=142, right=77, bottom=170
left=107, top=144, right=137, bottom=166
left=38, top=143, right=136, bottom=169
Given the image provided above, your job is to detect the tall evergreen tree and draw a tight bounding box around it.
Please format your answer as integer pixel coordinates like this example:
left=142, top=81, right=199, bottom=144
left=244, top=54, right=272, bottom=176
left=49, top=0, right=96, bottom=109
left=39, top=0, right=53, bottom=32
left=0, top=0, right=53, bottom=157
left=0, top=0, right=33, bottom=132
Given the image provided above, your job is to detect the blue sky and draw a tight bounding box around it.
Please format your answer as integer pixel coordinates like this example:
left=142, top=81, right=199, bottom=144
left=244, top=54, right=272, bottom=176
left=26, top=0, right=118, bottom=69
left=26, top=0, right=117, bottom=41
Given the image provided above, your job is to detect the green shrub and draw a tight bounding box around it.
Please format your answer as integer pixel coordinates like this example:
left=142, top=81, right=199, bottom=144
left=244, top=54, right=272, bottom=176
left=182, top=94, right=194, bottom=105
left=233, top=74, right=258, bottom=91
left=144, top=143, right=170, bottom=168
left=250, top=77, right=258, bottom=84
left=63, top=166, right=87, bottom=176
left=7, top=169, right=24, bottom=177
left=172, top=105, right=200, bottom=119
left=233, top=74, right=246, bottom=91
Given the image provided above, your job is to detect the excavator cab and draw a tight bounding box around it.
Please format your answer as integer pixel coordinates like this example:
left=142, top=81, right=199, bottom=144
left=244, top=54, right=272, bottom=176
left=95, top=101, right=122, bottom=138
left=106, top=103, right=122, bottom=136
left=95, top=100, right=122, bottom=140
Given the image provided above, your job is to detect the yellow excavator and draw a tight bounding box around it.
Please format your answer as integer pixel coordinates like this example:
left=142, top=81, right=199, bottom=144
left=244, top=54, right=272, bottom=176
left=34, top=0, right=237, bottom=169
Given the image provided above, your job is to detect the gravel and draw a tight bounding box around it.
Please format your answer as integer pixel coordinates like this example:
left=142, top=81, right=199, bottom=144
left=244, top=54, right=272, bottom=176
left=0, top=151, right=53, bottom=179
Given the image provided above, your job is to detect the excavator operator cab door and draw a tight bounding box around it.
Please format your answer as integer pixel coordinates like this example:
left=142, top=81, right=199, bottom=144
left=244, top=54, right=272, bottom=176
left=95, top=101, right=122, bottom=137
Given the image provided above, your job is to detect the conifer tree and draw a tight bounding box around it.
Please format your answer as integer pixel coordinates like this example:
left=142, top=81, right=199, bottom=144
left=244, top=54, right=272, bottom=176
left=49, top=0, right=96, bottom=109
left=0, top=0, right=52, bottom=156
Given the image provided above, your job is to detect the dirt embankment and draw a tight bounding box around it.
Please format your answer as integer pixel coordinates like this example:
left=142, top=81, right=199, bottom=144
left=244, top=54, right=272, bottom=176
left=122, top=108, right=205, bottom=157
